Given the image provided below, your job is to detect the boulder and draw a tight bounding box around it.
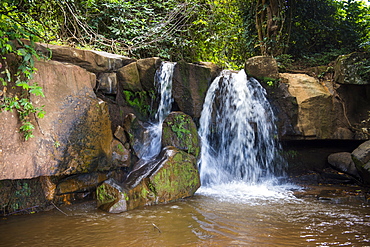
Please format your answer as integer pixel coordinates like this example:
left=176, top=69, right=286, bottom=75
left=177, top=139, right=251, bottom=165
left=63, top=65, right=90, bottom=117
left=327, top=152, right=360, bottom=179
left=113, top=125, right=128, bottom=144
left=162, top=112, right=200, bottom=157
left=116, top=62, right=143, bottom=92
left=352, top=140, right=370, bottom=184
left=97, top=147, right=200, bottom=213
left=36, top=43, right=135, bottom=73
left=136, top=57, right=162, bottom=91
left=334, top=52, right=370, bottom=85
left=56, top=172, right=108, bottom=195
left=0, top=59, right=113, bottom=180
left=111, top=139, right=130, bottom=167
left=280, top=73, right=337, bottom=139
left=172, top=61, right=219, bottom=120
left=245, top=56, right=280, bottom=80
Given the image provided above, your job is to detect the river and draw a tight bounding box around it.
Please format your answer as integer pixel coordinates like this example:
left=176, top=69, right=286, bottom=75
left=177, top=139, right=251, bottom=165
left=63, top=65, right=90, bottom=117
left=1, top=182, right=369, bottom=246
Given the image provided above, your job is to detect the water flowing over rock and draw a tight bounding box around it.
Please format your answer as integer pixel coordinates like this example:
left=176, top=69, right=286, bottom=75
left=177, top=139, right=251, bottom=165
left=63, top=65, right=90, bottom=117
left=97, top=147, right=200, bottom=213
left=198, top=69, right=285, bottom=186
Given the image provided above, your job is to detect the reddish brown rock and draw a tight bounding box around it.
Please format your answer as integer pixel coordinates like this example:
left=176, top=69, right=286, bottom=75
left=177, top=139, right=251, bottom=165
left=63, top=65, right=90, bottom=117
left=0, top=59, right=113, bottom=180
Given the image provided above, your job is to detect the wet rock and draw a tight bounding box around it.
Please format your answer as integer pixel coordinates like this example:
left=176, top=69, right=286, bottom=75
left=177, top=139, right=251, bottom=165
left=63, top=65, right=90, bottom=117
left=352, top=140, right=370, bottom=184
left=0, top=178, right=50, bottom=215
left=123, top=113, right=151, bottom=159
left=97, top=73, right=118, bottom=95
left=264, top=81, right=300, bottom=138
left=334, top=52, right=370, bottom=85
left=36, top=43, right=135, bottom=73
left=111, top=139, right=130, bottom=167
left=56, top=172, right=108, bottom=195
left=136, top=57, right=162, bottom=91
left=245, top=56, right=280, bottom=80
left=117, top=62, right=143, bottom=92
left=172, top=61, right=219, bottom=121
left=97, top=147, right=200, bottom=213
left=162, top=112, right=200, bottom=158
left=328, top=152, right=360, bottom=179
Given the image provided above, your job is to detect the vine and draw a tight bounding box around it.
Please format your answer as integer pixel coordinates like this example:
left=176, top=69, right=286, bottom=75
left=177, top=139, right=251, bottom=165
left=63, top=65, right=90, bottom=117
left=0, top=3, right=47, bottom=140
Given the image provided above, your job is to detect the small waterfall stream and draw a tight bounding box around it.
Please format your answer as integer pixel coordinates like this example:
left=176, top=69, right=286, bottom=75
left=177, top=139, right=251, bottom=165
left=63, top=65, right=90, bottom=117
left=198, top=69, right=285, bottom=187
left=140, top=62, right=175, bottom=160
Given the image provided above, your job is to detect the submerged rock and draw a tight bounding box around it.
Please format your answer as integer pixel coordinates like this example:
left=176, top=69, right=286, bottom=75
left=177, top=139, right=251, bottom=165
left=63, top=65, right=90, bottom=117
left=97, top=147, right=200, bottom=213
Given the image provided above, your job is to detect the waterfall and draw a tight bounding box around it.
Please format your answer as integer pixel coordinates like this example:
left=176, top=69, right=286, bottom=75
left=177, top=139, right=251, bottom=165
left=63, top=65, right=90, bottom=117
left=141, top=62, right=176, bottom=160
left=198, top=69, right=285, bottom=186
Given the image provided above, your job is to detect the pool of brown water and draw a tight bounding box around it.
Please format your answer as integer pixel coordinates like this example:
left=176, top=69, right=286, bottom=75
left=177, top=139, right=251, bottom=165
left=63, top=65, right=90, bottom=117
left=1, top=183, right=369, bottom=246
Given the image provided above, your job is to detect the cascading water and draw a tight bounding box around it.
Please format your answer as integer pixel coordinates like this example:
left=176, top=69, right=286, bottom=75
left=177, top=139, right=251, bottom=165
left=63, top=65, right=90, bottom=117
left=198, top=69, right=285, bottom=187
left=140, top=62, right=176, bottom=160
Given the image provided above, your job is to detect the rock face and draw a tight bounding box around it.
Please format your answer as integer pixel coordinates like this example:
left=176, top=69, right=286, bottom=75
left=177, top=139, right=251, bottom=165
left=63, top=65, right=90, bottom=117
left=0, top=59, right=113, bottom=180
left=172, top=61, right=220, bottom=121
left=37, top=43, right=135, bottom=73
left=97, top=147, right=200, bottom=213
left=280, top=73, right=338, bottom=139
left=0, top=44, right=205, bottom=214
left=352, top=140, right=370, bottom=184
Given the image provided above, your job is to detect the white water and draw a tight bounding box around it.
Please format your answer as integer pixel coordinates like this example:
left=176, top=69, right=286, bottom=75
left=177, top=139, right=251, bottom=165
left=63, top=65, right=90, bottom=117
left=141, top=62, right=176, bottom=160
left=198, top=69, right=287, bottom=199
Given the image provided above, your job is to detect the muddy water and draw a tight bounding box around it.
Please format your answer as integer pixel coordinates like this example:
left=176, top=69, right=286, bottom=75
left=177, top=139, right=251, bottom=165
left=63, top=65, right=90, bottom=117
left=1, top=183, right=369, bottom=247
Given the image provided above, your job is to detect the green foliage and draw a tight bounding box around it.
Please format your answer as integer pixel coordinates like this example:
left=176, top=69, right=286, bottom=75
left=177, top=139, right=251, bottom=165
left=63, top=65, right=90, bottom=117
left=0, top=2, right=48, bottom=140
left=168, top=115, right=191, bottom=140
left=287, top=0, right=370, bottom=59
left=123, top=90, right=155, bottom=117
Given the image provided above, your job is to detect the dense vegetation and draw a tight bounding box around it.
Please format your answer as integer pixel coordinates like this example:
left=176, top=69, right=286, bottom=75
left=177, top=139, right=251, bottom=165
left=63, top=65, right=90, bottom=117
left=1, top=0, right=369, bottom=68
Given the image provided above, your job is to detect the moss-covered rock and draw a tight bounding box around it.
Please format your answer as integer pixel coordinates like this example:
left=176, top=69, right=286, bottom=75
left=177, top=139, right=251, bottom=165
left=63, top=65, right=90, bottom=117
left=162, top=112, right=200, bottom=158
left=96, top=147, right=200, bottom=213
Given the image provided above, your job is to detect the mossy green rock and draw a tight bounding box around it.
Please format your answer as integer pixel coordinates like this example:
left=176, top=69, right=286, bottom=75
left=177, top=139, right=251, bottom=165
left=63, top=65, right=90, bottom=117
left=96, top=147, right=200, bottom=213
left=149, top=147, right=200, bottom=204
left=162, top=112, right=200, bottom=158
